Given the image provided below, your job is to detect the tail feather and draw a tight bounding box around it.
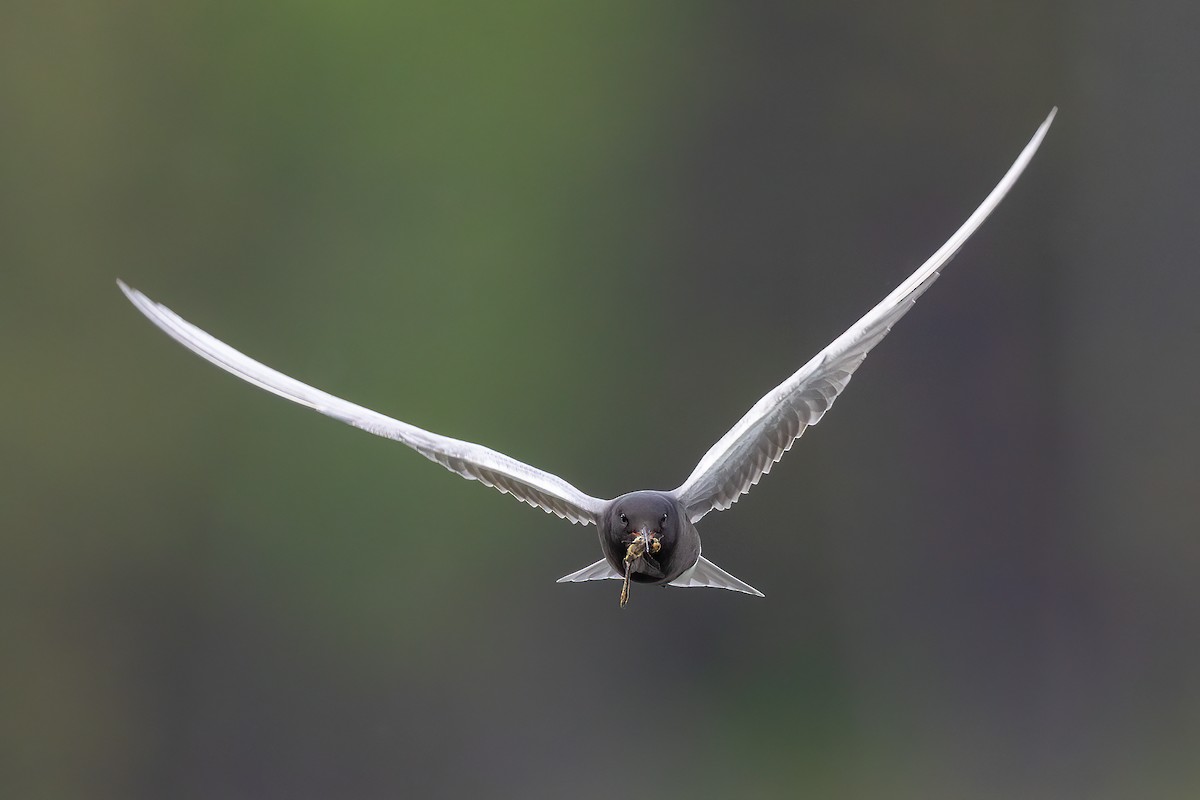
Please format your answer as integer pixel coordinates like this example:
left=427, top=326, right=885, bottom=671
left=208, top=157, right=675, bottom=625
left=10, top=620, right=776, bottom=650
left=556, top=559, right=622, bottom=583
left=669, top=556, right=763, bottom=597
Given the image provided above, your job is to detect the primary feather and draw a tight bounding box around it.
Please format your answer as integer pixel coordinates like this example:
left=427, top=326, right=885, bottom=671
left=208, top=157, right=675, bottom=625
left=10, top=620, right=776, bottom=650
left=118, top=281, right=606, bottom=525
left=673, top=109, right=1056, bottom=522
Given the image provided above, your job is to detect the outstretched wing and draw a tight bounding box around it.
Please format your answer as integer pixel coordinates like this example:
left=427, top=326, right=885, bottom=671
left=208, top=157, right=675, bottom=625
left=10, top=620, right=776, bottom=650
left=674, top=109, right=1056, bottom=522
left=120, top=282, right=606, bottom=525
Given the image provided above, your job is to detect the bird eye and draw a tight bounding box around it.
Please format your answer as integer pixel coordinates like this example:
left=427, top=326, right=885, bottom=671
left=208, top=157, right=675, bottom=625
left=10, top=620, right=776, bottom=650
left=661, top=513, right=668, bottom=523
left=619, top=513, right=628, bottom=525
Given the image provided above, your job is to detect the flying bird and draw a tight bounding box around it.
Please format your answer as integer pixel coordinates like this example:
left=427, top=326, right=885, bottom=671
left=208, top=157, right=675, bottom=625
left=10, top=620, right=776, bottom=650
left=120, top=109, right=1055, bottom=606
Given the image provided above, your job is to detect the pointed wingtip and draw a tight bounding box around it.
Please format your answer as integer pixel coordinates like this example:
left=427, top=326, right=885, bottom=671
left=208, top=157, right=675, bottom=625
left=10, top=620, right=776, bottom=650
left=1022, top=108, right=1057, bottom=159
left=1040, top=107, right=1058, bottom=136
left=1025, top=107, right=1057, bottom=155
left=116, top=278, right=141, bottom=304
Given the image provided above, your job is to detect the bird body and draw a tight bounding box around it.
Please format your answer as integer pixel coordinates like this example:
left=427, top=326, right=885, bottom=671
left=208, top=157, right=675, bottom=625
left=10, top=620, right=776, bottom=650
left=120, top=110, right=1055, bottom=606
left=556, top=490, right=765, bottom=601
left=597, top=491, right=698, bottom=586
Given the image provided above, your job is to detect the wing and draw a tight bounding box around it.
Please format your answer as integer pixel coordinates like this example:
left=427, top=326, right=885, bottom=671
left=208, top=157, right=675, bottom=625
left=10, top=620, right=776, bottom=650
left=119, top=282, right=606, bottom=525
left=674, top=109, right=1056, bottom=522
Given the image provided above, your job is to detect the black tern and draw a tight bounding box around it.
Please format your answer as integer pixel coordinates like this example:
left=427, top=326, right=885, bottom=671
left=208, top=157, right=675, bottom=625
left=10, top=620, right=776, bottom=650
left=120, top=109, right=1055, bottom=606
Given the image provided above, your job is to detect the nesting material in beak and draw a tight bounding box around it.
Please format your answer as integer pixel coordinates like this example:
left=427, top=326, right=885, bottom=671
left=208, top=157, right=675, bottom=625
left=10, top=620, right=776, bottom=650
left=618, top=534, right=650, bottom=608
left=619, top=534, right=667, bottom=609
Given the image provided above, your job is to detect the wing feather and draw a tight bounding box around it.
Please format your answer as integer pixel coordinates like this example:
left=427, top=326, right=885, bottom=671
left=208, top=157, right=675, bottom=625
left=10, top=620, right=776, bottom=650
left=119, top=282, right=606, bottom=525
left=674, top=109, right=1056, bottom=522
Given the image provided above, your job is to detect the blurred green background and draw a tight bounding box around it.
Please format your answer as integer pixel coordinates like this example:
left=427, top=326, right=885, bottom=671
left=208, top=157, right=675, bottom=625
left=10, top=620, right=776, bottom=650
left=4, top=1, right=1199, bottom=798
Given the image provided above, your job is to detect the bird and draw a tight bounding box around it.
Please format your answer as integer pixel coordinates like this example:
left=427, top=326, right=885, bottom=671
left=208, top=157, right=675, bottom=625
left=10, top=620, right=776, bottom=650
left=120, top=109, right=1055, bottom=606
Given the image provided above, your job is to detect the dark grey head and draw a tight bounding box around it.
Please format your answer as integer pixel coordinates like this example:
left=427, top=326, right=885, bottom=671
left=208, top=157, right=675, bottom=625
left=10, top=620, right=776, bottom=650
left=599, top=491, right=699, bottom=586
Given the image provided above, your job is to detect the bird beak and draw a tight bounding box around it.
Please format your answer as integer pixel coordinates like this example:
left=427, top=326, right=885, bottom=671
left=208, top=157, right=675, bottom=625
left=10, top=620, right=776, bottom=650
left=638, top=527, right=654, bottom=548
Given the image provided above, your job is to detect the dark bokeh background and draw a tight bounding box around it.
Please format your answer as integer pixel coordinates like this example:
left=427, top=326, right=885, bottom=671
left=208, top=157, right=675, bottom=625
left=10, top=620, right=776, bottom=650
left=5, top=2, right=1198, bottom=798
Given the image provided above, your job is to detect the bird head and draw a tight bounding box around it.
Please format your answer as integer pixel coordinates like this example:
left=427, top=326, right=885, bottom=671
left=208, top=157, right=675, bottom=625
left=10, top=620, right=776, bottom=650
left=612, top=493, right=677, bottom=558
